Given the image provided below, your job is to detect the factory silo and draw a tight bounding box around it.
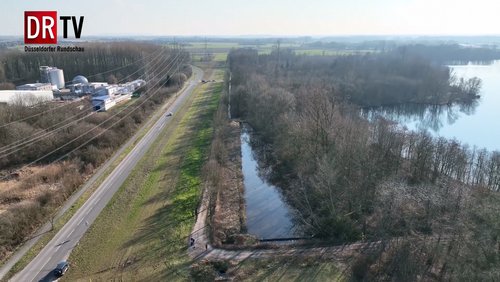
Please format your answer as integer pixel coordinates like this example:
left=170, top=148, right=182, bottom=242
left=49, top=68, right=65, bottom=89
left=39, top=66, right=50, bottom=83
left=39, top=66, right=65, bottom=89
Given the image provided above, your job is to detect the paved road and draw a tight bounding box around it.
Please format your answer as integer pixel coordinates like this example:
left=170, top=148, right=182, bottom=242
left=11, top=67, right=203, bottom=282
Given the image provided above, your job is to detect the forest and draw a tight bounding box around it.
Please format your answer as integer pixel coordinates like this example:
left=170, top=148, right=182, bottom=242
left=304, top=41, right=500, bottom=63
left=230, top=48, right=481, bottom=109
left=0, top=43, right=191, bottom=263
left=228, top=48, right=500, bottom=280
left=0, top=42, right=164, bottom=85
left=397, top=44, right=500, bottom=63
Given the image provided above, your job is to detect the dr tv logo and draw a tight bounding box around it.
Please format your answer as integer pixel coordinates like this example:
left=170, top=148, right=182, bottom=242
left=24, top=11, right=84, bottom=44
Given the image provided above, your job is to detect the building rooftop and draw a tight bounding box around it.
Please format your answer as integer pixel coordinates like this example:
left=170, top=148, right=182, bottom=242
left=21, top=83, right=50, bottom=87
left=72, top=75, right=89, bottom=85
left=92, top=95, right=110, bottom=101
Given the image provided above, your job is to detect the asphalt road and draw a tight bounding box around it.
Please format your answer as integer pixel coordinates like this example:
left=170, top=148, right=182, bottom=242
left=11, top=66, right=203, bottom=282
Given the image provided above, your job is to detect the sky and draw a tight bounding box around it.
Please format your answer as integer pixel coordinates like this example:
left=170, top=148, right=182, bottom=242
left=0, top=0, right=498, bottom=36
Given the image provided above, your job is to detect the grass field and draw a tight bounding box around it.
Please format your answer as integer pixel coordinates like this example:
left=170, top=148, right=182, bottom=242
left=184, top=42, right=240, bottom=49
left=184, top=40, right=379, bottom=60
left=229, top=257, right=343, bottom=281
left=1, top=88, right=178, bottom=281
left=60, top=62, right=345, bottom=281
left=64, top=71, right=222, bottom=281
left=295, top=49, right=378, bottom=56
left=191, top=53, right=228, bottom=63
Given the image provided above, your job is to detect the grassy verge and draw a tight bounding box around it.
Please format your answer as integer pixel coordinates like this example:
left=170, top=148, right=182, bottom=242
left=1, top=81, right=191, bottom=281
left=228, top=257, right=343, bottom=281
left=3, top=126, right=136, bottom=281
left=64, top=76, right=221, bottom=280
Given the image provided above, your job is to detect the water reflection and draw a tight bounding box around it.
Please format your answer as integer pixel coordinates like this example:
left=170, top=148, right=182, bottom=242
left=362, top=60, right=500, bottom=151
left=362, top=100, right=479, bottom=132
left=241, top=125, right=302, bottom=239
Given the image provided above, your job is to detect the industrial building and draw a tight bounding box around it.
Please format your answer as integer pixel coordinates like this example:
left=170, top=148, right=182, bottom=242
left=69, top=79, right=108, bottom=96
left=16, top=83, right=53, bottom=91
left=0, top=66, right=61, bottom=105
left=0, top=90, right=54, bottom=106
left=1, top=65, right=147, bottom=111
left=73, top=76, right=147, bottom=111
left=91, top=95, right=116, bottom=112
left=40, top=66, right=65, bottom=89
left=61, top=74, right=146, bottom=111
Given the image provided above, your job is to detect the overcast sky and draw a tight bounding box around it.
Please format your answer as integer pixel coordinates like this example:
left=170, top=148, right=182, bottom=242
left=1, top=0, right=498, bottom=36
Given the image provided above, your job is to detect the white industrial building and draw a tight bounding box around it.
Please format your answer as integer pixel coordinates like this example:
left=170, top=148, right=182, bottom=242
left=81, top=77, right=146, bottom=111
left=69, top=82, right=108, bottom=96
left=91, top=95, right=116, bottom=112
left=40, top=66, right=65, bottom=89
left=0, top=90, right=54, bottom=106
left=16, top=83, right=54, bottom=91
left=94, top=85, right=120, bottom=97
left=3, top=66, right=147, bottom=111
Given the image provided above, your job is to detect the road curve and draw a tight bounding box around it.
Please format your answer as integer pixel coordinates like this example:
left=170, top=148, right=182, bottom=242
left=11, top=66, right=203, bottom=282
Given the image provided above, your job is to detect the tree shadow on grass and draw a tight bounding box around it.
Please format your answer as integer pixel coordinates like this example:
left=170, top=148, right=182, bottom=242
left=115, top=83, right=220, bottom=279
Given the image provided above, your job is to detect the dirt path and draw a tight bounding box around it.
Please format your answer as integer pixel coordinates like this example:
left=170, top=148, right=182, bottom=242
left=186, top=115, right=377, bottom=262
left=187, top=111, right=449, bottom=265
left=188, top=177, right=387, bottom=262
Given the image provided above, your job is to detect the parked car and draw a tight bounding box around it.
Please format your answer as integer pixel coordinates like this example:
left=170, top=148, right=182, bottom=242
left=54, top=261, right=69, bottom=277
left=166, top=112, right=173, bottom=117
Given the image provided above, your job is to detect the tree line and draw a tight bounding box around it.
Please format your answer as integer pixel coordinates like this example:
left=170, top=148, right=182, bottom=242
left=0, top=44, right=191, bottom=262
left=304, top=41, right=500, bottom=64
left=0, top=46, right=191, bottom=169
left=396, top=44, right=500, bottom=64
left=229, top=48, right=481, bottom=110
left=0, top=42, right=165, bottom=85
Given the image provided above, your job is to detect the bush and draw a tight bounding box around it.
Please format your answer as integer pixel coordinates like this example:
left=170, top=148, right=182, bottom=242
left=350, top=255, right=373, bottom=282
left=212, top=260, right=229, bottom=273
left=190, top=262, right=216, bottom=282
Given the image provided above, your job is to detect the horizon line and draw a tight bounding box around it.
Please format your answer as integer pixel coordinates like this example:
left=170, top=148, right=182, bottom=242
left=2, top=34, right=500, bottom=39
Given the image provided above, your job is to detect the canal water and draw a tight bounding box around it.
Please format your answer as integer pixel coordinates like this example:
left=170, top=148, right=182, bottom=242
left=365, top=60, right=500, bottom=151
left=240, top=126, right=302, bottom=240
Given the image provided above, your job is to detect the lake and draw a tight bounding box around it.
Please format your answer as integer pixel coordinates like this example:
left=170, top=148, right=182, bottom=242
left=365, top=60, right=500, bottom=151
left=240, top=125, right=302, bottom=240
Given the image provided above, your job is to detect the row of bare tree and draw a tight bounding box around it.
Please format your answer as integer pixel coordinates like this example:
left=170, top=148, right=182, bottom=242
left=227, top=48, right=499, bottom=280
left=0, top=46, right=191, bottom=170
left=0, top=44, right=191, bottom=262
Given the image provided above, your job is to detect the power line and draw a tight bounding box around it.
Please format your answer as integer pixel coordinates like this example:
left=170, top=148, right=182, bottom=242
left=0, top=110, right=92, bottom=157
left=0, top=49, right=178, bottom=161
left=59, top=46, right=165, bottom=87
left=4, top=51, right=185, bottom=172
left=0, top=47, right=169, bottom=149
left=0, top=52, right=183, bottom=181
left=0, top=47, right=166, bottom=128
left=50, top=57, right=184, bottom=165
left=0, top=48, right=171, bottom=156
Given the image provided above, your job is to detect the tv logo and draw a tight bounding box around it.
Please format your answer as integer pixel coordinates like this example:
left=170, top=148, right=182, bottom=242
left=24, top=11, right=84, bottom=44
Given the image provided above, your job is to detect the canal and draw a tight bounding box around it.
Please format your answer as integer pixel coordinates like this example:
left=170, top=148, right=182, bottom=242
left=240, top=125, right=302, bottom=240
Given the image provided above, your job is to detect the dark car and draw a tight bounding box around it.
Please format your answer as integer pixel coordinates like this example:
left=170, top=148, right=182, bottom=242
left=166, top=112, right=173, bottom=117
left=54, top=261, right=69, bottom=277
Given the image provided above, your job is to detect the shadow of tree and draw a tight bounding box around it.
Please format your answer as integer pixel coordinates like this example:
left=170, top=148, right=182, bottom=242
left=114, top=82, right=220, bottom=280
